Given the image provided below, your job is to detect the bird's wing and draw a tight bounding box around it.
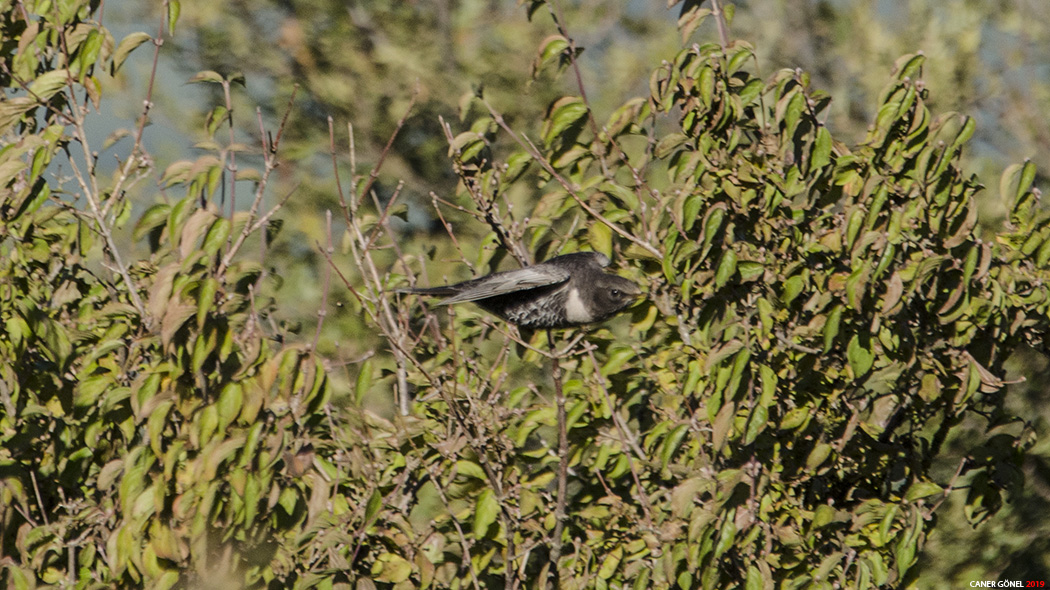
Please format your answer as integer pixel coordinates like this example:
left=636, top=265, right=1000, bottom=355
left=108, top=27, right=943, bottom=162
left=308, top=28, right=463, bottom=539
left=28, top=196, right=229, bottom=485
left=437, top=265, right=571, bottom=304
left=545, top=251, right=610, bottom=269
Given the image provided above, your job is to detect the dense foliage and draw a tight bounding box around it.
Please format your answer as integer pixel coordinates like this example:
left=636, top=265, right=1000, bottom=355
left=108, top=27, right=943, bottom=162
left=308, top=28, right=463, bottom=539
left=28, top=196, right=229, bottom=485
left=371, top=30, right=1047, bottom=590
left=1, top=0, right=1048, bottom=588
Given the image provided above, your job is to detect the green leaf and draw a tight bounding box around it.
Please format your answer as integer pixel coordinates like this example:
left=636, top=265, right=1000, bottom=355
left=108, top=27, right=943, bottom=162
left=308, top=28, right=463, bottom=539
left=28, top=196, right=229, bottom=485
left=473, top=488, right=499, bottom=538
left=189, top=70, right=224, bottom=84
left=364, top=488, right=383, bottom=527
left=147, top=400, right=173, bottom=458
left=810, top=126, right=832, bottom=171
left=781, top=274, right=805, bottom=306
left=373, top=553, right=412, bottom=584
left=0, top=159, right=27, bottom=189
left=846, top=333, right=874, bottom=377
left=75, top=30, right=104, bottom=80
left=112, top=32, right=152, bottom=74
left=134, top=204, right=172, bottom=241
left=196, top=277, right=217, bottom=328
left=823, top=304, right=843, bottom=353
left=737, top=261, right=764, bottom=282
left=655, top=133, right=688, bottom=158
left=278, top=487, right=298, bottom=516
left=905, top=481, right=943, bottom=502
left=538, top=34, right=569, bottom=65
left=542, top=96, right=588, bottom=146
left=806, top=443, right=832, bottom=470
left=28, top=69, right=69, bottom=100
left=216, top=383, right=243, bottom=427
left=589, top=222, right=612, bottom=258
left=167, top=0, right=181, bottom=35
left=699, top=205, right=726, bottom=261
left=714, top=248, right=737, bottom=289
left=745, top=566, right=764, bottom=590
left=454, top=460, right=487, bottom=481
left=660, top=424, right=690, bottom=470
left=354, top=359, right=373, bottom=405
left=597, top=546, right=623, bottom=579
left=713, top=511, right=737, bottom=558
left=202, top=217, right=231, bottom=257
left=743, top=404, right=767, bottom=445
left=895, top=53, right=926, bottom=80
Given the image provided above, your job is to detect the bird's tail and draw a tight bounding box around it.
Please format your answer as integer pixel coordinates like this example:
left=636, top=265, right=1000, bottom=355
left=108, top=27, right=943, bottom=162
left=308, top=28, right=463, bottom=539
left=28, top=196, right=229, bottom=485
left=395, top=286, right=458, bottom=297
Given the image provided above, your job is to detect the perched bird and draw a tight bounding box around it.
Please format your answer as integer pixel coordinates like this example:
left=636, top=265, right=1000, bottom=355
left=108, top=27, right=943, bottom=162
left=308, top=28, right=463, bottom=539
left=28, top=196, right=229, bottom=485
left=400, top=252, right=642, bottom=329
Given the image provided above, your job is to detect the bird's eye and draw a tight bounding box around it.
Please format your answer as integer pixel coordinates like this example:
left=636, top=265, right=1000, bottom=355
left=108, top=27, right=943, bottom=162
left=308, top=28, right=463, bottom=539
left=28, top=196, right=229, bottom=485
left=611, top=289, right=621, bottom=297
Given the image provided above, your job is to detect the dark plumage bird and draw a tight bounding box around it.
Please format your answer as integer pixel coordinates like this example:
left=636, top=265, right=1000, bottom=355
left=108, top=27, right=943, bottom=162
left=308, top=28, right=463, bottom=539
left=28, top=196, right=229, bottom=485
left=399, top=252, right=642, bottom=329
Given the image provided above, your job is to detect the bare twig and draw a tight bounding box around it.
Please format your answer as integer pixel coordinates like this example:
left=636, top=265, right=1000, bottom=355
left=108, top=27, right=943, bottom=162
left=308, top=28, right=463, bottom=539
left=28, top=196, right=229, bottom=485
left=353, top=85, right=419, bottom=212
left=56, top=13, right=161, bottom=325
left=221, top=78, right=238, bottom=220
left=482, top=100, right=663, bottom=259
left=710, top=0, right=730, bottom=49
left=312, top=211, right=335, bottom=351
left=583, top=344, right=654, bottom=528
left=30, top=470, right=49, bottom=526
left=102, top=15, right=164, bottom=219
left=924, top=456, right=970, bottom=518
left=362, top=179, right=407, bottom=252
left=547, top=1, right=608, bottom=176
left=430, top=193, right=476, bottom=274
left=547, top=330, right=569, bottom=589
left=329, top=117, right=414, bottom=416
left=421, top=461, right=485, bottom=590
left=776, top=331, right=822, bottom=355
left=218, top=87, right=298, bottom=275
left=439, top=115, right=531, bottom=267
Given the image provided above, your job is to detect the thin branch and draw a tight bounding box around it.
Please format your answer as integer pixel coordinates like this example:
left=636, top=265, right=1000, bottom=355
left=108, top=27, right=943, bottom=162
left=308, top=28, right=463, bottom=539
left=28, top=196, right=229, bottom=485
left=217, top=87, right=299, bottom=275
left=247, top=181, right=299, bottom=234
left=710, top=0, right=730, bottom=49
left=30, top=470, right=49, bottom=526
left=65, top=109, right=148, bottom=324
left=317, top=239, right=366, bottom=306
left=583, top=344, right=654, bottom=528
left=221, top=78, right=238, bottom=220
left=548, top=1, right=609, bottom=177
left=330, top=118, right=413, bottom=416
left=776, top=331, right=822, bottom=355
left=439, top=115, right=531, bottom=267
left=420, top=461, right=485, bottom=590
left=312, top=211, right=334, bottom=352
left=102, top=17, right=163, bottom=219
left=40, top=10, right=160, bottom=325
left=547, top=330, right=570, bottom=589
left=430, top=193, right=476, bottom=274
left=362, top=179, right=407, bottom=252
left=482, top=100, right=663, bottom=259
left=924, top=456, right=969, bottom=518
left=353, top=84, right=419, bottom=212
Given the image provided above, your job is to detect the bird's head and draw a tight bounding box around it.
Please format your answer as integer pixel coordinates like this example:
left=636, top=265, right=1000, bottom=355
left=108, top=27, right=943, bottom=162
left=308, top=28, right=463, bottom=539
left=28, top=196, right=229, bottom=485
left=589, top=274, right=644, bottom=320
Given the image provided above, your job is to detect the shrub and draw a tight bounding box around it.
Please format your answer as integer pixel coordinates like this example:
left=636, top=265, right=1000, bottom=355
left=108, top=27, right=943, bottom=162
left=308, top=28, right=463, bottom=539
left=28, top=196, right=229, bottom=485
left=1, top=1, right=1046, bottom=589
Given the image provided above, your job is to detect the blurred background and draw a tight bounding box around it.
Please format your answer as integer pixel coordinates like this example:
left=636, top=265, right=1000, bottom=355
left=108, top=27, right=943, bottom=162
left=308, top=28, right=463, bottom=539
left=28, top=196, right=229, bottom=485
left=100, top=0, right=1050, bottom=584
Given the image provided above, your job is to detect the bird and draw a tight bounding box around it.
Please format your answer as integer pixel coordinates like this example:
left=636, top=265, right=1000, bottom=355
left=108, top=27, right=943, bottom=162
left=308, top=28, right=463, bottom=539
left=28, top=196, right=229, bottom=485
left=399, top=252, right=643, bottom=329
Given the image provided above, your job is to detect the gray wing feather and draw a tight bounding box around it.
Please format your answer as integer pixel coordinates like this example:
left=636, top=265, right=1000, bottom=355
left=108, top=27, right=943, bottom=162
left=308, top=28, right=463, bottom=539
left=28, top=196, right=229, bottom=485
left=438, top=265, right=570, bottom=304
left=545, top=251, right=609, bottom=268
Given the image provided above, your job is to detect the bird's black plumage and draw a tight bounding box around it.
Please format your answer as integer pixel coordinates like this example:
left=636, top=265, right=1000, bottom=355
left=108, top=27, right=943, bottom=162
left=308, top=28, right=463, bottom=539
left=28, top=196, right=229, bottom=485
left=400, top=252, right=642, bottom=329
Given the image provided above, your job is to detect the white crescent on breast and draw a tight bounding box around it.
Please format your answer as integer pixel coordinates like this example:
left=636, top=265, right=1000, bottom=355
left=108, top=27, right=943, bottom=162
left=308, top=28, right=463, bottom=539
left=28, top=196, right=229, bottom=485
left=563, top=287, right=592, bottom=323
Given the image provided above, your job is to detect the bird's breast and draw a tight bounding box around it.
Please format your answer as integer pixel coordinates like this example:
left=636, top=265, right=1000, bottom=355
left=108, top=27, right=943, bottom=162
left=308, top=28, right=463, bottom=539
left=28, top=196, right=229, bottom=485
left=563, top=287, right=593, bottom=324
